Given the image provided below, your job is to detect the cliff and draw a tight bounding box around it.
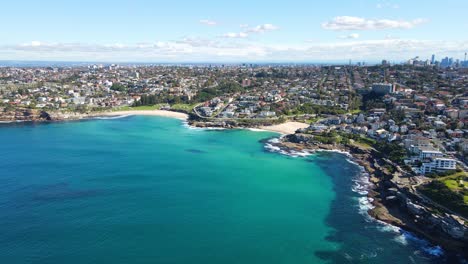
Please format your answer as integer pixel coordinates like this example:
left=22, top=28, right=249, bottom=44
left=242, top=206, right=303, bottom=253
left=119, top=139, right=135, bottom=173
left=0, top=107, right=52, bottom=122
left=0, top=107, right=92, bottom=122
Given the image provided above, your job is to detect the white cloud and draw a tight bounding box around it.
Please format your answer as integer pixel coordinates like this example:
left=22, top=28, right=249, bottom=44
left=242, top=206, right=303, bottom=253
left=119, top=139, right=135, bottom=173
left=322, top=16, right=427, bottom=31
left=2, top=39, right=467, bottom=62
left=219, top=23, right=278, bottom=40
left=29, top=41, right=42, bottom=47
left=222, top=32, right=249, bottom=39
left=384, top=34, right=399, bottom=40
left=240, top=24, right=249, bottom=28
left=246, top=24, right=279, bottom=33
left=199, top=19, right=218, bottom=26
left=339, top=33, right=360, bottom=39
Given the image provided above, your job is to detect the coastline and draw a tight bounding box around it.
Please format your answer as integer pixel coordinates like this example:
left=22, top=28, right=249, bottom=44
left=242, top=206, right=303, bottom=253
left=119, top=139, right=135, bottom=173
left=0, top=107, right=311, bottom=135
left=264, top=135, right=467, bottom=261
left=96, top=111, right=309, bottom=135
left=2, top=109, right=466, bottom=261
left=95, top=110, right=189, bottom=120
left=0, top=108, right=309, bottom=136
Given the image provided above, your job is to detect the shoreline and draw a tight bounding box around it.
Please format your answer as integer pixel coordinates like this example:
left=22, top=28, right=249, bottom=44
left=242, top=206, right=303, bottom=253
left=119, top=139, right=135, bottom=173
left=96, top=111, right=309, bottom=135
left=0, top=110, right=309, bottom=136
left=0, top=108, right=308, bottom=135
left=95, top=110, right=189, bottom=120
left=1, top=110, right=466, bottom=260
left=265, top=136, right=467, bottom=260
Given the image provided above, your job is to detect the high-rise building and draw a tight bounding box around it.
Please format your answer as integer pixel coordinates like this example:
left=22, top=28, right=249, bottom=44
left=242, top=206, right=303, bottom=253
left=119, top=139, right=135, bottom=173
left=440, top=57, right=453, bottom=68
left=431, top=54, right=435, bottom=64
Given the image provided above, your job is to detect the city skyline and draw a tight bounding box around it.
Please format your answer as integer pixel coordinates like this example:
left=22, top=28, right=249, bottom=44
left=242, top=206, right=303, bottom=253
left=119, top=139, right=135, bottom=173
left=1, top=0, right=467, bottom=62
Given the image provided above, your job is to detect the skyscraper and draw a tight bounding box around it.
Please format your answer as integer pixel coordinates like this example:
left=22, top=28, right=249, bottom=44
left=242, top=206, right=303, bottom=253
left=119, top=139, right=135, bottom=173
left=431, top=54, right=435, bottom=64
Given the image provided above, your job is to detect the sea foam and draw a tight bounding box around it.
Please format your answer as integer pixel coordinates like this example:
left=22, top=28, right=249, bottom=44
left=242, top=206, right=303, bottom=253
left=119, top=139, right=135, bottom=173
left=93, top=115, right=132, bottom=120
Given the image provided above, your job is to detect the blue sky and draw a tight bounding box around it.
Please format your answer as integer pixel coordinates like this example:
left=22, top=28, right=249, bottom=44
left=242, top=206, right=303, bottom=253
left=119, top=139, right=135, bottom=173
left=1, top=0, right=467, bottom=62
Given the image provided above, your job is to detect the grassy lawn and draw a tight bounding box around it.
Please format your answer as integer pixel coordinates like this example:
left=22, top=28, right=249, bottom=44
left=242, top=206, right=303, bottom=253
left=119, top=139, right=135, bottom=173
left=438, top=171, right=467, bottom=181
left=350, top=140, right=373, bottom=150
left=443, top=179, right=462, bottom=191
left=348, top=109, right=362, bottom=114
left=439, top=171, right=467, bottom=206
left=305, top=117, right=322, bottom=124
left=171, top=103, right=196, bottom=113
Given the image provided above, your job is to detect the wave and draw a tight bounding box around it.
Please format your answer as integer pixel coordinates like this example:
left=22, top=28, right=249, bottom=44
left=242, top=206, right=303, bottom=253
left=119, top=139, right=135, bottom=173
left=398, top=231, right=444, bottom=257
left=268, top=137, right=281, bottom=144
left=357, top=196, right=375, bottom=221
left=0, top=120, right=26, bottom=123
left=92, top=115, right=132, bottom=120
left=264, top=141, right=313, bottom=158
left=376, top=221, right=444, bottom=257
left=246, top=128, right=269, bottom=132
left=352, top=177, right=370, bottom=196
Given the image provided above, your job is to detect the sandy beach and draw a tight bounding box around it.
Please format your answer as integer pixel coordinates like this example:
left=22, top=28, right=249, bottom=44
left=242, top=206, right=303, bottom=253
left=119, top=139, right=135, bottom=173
left=260, top=122, right=309, bottom=135
left=96, top=111, right=307, bottom=134
left=99, top=110, right=189, bottom=120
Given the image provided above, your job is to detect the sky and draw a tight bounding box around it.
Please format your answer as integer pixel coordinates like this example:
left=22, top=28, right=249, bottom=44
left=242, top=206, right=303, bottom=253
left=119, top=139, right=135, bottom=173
left=0, top=0, right=467, bottom=63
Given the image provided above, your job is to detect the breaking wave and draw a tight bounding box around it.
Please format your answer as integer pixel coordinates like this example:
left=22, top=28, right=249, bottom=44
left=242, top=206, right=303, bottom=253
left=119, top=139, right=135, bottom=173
left=93, top=115, right=132, bottom=120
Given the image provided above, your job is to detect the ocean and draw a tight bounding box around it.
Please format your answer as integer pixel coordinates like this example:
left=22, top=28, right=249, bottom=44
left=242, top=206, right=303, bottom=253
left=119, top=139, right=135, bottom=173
left=0, top=116, right=447, bottom=263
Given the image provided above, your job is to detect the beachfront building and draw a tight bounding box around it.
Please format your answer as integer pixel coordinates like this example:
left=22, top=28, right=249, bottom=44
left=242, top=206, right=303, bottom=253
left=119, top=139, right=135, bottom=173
left=421, top=158, right=457, bottom=174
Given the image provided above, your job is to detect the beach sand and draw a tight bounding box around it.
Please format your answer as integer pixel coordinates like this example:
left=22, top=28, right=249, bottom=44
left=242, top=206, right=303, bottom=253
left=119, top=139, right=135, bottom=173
left=98, top=111, right=307, bottom=134
left=260, top=122, right=309, bottom=135
left=99, top=110, right=189, bottom=120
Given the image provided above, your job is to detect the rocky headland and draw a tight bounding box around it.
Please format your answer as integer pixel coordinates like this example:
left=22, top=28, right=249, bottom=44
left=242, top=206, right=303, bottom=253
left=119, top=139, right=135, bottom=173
left=275, top=133, right=468, bottom=260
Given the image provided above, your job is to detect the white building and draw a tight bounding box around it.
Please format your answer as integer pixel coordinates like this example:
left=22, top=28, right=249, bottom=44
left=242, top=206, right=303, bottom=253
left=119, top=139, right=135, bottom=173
left=421, top=158, right=457, bottom=174
left=417, top=147, right=444, bottom=159
left=258, top=111, right=276, bottom=118
left=309, top=124, right=328, bottom=132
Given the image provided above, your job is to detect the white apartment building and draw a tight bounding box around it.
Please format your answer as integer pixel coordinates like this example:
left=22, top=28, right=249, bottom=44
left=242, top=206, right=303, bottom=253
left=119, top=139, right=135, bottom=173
left=421, top=158, right=457, bottom=174
left=418, top=148, right=444, bottom=159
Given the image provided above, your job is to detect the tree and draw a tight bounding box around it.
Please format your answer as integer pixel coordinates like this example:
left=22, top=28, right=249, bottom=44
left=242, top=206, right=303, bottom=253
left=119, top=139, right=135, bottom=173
left=110, top=83, right=127, bottom=92
left=374, top=141, right=407, bottom=164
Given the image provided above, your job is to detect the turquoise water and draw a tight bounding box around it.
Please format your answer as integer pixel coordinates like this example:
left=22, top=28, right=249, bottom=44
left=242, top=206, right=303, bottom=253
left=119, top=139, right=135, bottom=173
left=0, top=116, right=447, bottom=263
